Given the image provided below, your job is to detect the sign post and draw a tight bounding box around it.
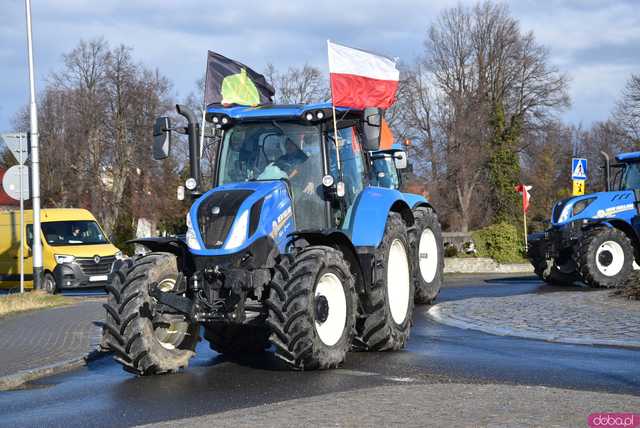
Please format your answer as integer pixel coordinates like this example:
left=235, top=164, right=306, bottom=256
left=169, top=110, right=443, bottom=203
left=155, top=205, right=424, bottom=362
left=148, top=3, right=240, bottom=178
left=1, top=133, right=30, bottom=293
left=572, top=158, right=588, bottom=196
left=24, top=0, right=44, bottom=290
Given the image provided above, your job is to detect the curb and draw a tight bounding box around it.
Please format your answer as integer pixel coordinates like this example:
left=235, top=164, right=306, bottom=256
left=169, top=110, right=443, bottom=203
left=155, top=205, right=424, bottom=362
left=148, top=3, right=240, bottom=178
left=427, top=304, right=640, bottom=349
left=0, top=321, right=107, bottom=391
left=444, top=258, right=533, bottom=274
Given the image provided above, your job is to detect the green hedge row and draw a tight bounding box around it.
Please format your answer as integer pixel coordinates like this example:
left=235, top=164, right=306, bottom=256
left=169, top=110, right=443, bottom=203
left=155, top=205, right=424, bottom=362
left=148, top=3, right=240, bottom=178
left=471, top=222, right=526, bottom=264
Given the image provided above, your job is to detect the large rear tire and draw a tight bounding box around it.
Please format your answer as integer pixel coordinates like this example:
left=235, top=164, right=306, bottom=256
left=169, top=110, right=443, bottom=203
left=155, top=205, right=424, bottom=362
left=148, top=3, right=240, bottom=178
left=102, top=252, right=199, bottom=375
left=203, top=323, right=270, bottom=355
left=265, top=246, right=356, bottom=370
left=410, top=207, right=443, bottom=304
left=575, top=227, right=634, bottom=288
left=356, top=212, right=414, bottom=351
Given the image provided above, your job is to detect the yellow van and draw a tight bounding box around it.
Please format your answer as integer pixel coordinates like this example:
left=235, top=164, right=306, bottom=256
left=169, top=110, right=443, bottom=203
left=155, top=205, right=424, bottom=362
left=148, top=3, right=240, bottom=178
left=0, top=208, right=123, bottom=293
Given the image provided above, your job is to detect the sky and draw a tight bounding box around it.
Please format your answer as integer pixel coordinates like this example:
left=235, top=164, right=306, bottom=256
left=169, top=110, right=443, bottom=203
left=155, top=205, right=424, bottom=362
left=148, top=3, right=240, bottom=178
left=1, top=0, right=639, bottom=132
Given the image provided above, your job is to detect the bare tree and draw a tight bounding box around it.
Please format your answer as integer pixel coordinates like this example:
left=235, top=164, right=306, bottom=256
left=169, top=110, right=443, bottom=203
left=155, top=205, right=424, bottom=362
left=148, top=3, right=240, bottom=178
left=401, top=1, right=569, bottom=231
left=265, top=64, right=328, bottom=104
left=614, top=74, right=640, bottom=145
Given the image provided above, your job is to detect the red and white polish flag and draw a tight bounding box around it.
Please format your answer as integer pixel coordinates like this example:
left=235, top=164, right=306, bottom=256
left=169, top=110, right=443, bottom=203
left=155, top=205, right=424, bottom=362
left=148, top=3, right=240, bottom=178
left=515, top=184, right=533, bottom=213
left=327, top=40, right=400, bottom=109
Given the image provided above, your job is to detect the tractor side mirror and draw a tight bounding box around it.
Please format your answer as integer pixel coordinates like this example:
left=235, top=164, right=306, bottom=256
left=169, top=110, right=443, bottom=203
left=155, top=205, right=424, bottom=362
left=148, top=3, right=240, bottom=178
left=153, top=116, right=171, bottom=160
left=394, top=151, right=408, bottom=170
left=362, top=107, right=382, bottom=151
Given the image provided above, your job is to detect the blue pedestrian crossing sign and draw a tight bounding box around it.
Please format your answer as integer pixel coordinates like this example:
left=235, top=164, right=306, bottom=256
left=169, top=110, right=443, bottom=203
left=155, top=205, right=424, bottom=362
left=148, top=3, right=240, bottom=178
left=572, top=158, right=588, bottom=180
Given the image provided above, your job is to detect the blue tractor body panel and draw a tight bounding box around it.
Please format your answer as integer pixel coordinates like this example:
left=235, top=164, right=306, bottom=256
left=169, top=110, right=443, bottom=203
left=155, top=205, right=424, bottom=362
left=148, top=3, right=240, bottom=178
left=402, top=192, right=430, bottom=210
left=188, top=180, right=294, bottom=256
left=207, top=102, right=351, bottom=121
left=551, top=190, right=637, bottom=227
left=615, top=151, right=640, bottom=162
left=346, top=187, right=414, bottom=247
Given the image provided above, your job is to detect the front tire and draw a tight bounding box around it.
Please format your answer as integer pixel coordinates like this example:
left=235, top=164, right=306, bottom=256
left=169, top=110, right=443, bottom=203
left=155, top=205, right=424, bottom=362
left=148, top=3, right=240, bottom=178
left=265, top=246, right=356, bottom=370
left=102, top=252, right=199, bottom=375
left=43, top=273, right=57, bottom=294
left=575, top=227, right=634, bottom=288
left=411, top=207, right=444, bottom=304
left=357, top=212, right=414, bottom=351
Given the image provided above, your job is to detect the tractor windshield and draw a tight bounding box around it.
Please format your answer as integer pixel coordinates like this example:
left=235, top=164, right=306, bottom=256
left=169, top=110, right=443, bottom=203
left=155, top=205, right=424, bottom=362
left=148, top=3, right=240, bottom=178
left=218, top=122, right=326, bottom=230
left=620, top=162, right=640, bottom=190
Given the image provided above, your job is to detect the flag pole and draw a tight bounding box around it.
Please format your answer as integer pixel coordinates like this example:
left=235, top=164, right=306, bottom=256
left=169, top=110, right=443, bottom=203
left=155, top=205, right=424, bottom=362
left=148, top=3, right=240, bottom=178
left=327, top=41, right=341, bottom=170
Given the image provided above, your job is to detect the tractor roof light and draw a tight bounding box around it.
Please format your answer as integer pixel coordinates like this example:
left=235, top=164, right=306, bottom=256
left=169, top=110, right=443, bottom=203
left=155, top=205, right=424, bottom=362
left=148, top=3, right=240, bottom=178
left=212, top=116, right=220, bottom=124
left=185, top=177, right=197, bottom=191
left=322, top=175, right=334, bottom=187
left=316, top=111, right=324, bottom=119
left=305, top=112, right=314, bottom=121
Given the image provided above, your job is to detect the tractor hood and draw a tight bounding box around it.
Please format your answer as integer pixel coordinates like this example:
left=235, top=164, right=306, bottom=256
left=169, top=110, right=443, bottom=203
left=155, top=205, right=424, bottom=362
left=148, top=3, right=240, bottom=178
left=551, top=190, right=637, bottom=226
left=186, top=181, right=294, bottom=256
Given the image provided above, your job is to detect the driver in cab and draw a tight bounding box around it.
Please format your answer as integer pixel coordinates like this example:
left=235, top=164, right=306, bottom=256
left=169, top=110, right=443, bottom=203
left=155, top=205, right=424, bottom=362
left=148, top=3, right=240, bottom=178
left=259, top=137, right=315, bottom=195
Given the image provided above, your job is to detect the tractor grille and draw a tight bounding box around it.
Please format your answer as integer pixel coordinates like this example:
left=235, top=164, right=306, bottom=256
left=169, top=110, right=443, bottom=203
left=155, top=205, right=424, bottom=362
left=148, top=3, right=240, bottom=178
left=197, top=190, right=254, bottom=248
left=76, top=256, right=115, bottom=275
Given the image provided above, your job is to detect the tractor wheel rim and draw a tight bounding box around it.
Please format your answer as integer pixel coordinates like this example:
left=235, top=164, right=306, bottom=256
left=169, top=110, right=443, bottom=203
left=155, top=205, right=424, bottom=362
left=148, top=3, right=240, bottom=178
left=596, top=240, right=625, bottom=277
left=418, top=228, right=439, bottom=283
left=155, top=318, right=189, bottom=350
left=158, top=278, right=176, bottom=292
left=314, top=272, right=347, bottom=347
left=153, top=278, right=188, bottom=350
left=388, top=239, right=410, bottom=325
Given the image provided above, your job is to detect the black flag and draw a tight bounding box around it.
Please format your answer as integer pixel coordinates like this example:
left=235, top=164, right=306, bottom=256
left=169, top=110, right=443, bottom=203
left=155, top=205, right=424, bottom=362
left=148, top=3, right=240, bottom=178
left=204, top=51, right=275, bottom=107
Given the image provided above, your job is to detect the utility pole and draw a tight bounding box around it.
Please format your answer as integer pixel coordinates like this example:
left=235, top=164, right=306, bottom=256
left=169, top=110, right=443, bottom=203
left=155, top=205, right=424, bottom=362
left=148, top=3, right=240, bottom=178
left=24, top=0, right=43, bottom=290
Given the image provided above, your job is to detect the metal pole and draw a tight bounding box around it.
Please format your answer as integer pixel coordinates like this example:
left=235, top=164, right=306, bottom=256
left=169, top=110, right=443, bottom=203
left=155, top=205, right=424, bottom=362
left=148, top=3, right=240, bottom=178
left=24, top=0, right=43, bottom=290
left=19, top=134, right=25, bottom=294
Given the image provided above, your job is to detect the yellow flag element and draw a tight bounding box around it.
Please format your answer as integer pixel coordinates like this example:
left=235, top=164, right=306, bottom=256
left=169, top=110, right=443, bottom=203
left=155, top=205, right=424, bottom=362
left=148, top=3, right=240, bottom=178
left=221, top=68, right=260, bottom=106
left=572, top=179, right=585, bottom=196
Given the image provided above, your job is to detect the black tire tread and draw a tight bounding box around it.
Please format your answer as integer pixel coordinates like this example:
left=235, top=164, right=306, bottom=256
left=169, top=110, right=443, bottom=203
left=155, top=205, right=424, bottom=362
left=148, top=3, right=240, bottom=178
left=265, top=246, right=356, bottom=370
left=356, top=212, right=414, bottom=351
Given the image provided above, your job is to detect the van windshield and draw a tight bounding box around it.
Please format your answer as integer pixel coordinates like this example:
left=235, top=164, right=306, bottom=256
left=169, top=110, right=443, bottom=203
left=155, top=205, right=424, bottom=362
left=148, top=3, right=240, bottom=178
left=34, top=221, right=109, bottom=246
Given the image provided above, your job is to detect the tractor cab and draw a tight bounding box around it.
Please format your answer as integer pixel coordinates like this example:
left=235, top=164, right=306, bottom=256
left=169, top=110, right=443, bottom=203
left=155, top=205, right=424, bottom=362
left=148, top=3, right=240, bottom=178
left=610, top=151, right=640, bottom=192
left=205, top=103, right=391, bottom=233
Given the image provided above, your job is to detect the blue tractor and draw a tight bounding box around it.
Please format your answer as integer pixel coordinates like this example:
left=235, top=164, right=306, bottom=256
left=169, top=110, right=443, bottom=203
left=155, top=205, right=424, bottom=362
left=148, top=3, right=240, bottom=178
left=528, top=151, right=640, bottom=288
left=103, top=102, right=444, bottom=374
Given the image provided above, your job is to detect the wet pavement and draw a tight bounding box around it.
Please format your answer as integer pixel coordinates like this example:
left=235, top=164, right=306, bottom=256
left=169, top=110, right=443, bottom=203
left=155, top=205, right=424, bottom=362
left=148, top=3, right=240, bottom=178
left=0, top=275, right=638, bottom=428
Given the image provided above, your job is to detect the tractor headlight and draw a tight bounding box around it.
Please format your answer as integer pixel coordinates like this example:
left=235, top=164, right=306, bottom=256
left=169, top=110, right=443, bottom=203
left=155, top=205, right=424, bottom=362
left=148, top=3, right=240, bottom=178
left=185, top=212, right=202, bottom=250
left=572, top=198, right=595, bottom=216
left=557, top=204, right=573, bottom=223
left=224, top=210, right=249, bottom=250
left=55, top=254, right=75, bottom=264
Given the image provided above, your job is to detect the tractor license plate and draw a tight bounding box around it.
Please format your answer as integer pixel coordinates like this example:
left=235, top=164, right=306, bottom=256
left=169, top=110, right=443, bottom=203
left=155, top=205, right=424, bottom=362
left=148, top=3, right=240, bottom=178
left=89, top=275, right=108, bottom=282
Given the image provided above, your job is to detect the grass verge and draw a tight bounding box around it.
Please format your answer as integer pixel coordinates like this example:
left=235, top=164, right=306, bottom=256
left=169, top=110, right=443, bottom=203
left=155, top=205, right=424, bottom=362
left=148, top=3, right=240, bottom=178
left=0, top=291, right=73, bottom=318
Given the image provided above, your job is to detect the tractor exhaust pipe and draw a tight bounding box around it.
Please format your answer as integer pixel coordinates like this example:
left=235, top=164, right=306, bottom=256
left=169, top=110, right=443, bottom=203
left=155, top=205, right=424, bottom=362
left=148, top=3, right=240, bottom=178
left=176, top=104, right=201, bottom=195
left=600, top=151, right=611, bottom=192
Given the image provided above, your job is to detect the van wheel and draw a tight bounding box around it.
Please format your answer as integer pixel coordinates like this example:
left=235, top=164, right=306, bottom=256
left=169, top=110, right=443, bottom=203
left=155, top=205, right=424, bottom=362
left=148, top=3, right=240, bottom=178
left=43, top=273, right=57, bottom=294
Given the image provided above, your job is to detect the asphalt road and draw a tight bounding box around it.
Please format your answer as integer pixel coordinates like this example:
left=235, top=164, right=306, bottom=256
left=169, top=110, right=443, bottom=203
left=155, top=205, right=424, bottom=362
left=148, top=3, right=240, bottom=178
left=0, top=275, right=638, bottom=428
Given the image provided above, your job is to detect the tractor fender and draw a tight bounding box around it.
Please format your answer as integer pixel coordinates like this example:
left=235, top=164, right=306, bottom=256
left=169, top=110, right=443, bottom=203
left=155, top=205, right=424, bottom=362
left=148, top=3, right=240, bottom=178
left=126, top=237, right=195, bottom=273
left=346, top=187, right=415, bottom=248
left=401, top=192, right=436, bottom=213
